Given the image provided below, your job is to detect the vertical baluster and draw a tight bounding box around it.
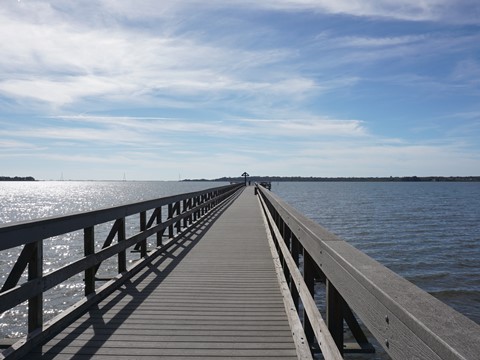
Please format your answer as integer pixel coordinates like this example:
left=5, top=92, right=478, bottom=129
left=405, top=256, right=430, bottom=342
left=118, top=218, right=127, bottom=273
left=291, top=234, right=300, bottom=310
left=187, top=199, right=192, bottom=225
left=168, top=203, right=174, bottom=238
left=140, top=211, right=147, bottom=257
left=183, top=199, right=188, bottom=228
left=193, top=197, right=197, bottom=221
left=175, top=201, right=181, bottom=233
left=283, top=224, right=292, bottom=289
left=303, top=250, right=315, bottom=346
left=28, top=240, right=43, bottom=332
left=156, top=207, right=163, bottom=246
left=84, top=226, right=95, bottom=295
left=327, top=280, right=344, bottom=354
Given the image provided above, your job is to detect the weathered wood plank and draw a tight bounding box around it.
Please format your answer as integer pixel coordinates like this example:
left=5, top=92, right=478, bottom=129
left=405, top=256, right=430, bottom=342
left=18, top=188, right=298, bottom=360
left=258, top=185, right=480, bottom=360
left=33, top=347, right=298, bottom=357
left=0, top=184, right=241, bottom=251
left=258, top=192, right=343, bottom=360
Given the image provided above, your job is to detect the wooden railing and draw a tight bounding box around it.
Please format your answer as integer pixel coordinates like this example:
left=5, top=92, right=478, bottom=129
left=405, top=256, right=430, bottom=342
left=0, top=183, right=243, bottom=359
left=256, top=184, right=480, bottom=359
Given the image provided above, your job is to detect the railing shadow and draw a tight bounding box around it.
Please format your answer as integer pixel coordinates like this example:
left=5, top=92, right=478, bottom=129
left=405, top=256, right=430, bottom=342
left=29, top=188, right=243, bottom=359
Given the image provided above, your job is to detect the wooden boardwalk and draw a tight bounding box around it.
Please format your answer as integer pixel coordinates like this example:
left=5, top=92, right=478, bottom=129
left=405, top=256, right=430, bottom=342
left=29, top=187, right=298, bottom=359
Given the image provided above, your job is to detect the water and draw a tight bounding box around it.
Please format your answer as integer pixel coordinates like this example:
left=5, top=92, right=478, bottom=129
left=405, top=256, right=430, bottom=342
left=0, top=181, right=227, bottom=338
left=0, top=181, right=225, bottom=224
left=1, top=181, right=479, bottom=354
left=272, top=182, right=480, bottom=326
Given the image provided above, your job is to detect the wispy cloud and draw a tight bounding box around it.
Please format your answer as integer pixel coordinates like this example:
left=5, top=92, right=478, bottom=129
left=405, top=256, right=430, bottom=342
left=0, top=4, right=309, bottom=111
left=239, top=118, right=367, bottom=137
left=95, top=0, right=480, bottom=24
left=1, top=1, right=479, bottom=180
left=0, top=139, right=43, bottom=150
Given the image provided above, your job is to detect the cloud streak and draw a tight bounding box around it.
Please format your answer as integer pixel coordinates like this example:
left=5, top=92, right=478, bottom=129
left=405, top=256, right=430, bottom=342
left=93, top=0, right=480, bottom=24
left=0, top=4, right=310, bottom=110
left=1, top=1, right=479, bottom=180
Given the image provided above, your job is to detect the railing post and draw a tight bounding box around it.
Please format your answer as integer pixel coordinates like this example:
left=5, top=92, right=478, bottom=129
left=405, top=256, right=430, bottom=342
left=156, top=207, right=163, bottom=246
left=291, top=234, right=300, bottom=310
left=327, top=279, right=344, bottom=355
left=118, top=218, right=127, bottom=273
left=187, top=199, right=193, bottom=225
left=175, top=201, right=181, bottom=233
left=168, top=203, right=174, bottom=238
left=140, top=211, right=147, bottom=257
left=84, top=226, right=95, bottom=295
left=28, top=240, right=43, bottom=332
left=193, top=197, right=198, bottom=221
left=183, top=199, right=188, bottom=228
left=303, top=250, right=315, bottom=346
left=283, top=224, right=292, bottom=290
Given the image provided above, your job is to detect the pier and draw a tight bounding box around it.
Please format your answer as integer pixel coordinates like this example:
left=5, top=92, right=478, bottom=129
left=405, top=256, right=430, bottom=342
left=1, top=183, right=480, bottom=359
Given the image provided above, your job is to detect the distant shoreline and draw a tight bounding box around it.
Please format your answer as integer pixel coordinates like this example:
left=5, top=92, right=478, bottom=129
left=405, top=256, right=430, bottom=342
left=1, top=176, right=479, bottom=182
left=183, top=176, right=480, bottom=182
left=0, top=176, right=36, bottom=181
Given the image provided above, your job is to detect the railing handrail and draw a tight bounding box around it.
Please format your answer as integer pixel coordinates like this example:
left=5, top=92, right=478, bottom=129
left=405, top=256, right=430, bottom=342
left=256, top=185, right=480, bottom=360
left=0, top=183, right=243, bottom=360
left=0, top=184, right=237, bottom=251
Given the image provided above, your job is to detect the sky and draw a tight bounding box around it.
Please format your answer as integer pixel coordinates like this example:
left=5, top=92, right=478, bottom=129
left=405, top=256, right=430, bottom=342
left=1, top=1, right=479, bottom=180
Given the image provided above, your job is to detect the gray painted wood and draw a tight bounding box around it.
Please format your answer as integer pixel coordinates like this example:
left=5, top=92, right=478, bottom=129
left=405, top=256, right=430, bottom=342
left=257, top=185, right=480, bottom=360
left=28, top=188, right=298, bottom=359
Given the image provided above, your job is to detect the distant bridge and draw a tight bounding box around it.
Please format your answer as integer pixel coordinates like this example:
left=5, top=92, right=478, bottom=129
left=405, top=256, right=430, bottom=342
left=1, top=183, right=479, bottom=359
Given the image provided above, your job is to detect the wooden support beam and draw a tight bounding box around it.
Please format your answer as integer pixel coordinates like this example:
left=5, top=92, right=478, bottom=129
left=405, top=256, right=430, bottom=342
left=83, top=226, right=95, bottom=296
left=156, top=207, right=163, bottom=246
left=139, top=211, right=147, bottom=257
left=117, top=218, right=126, bottom=273
left=1, top=242, right=36, bottom=292
left=94, top=219, right=120, bottom=275
left=28, top=240, right=43, bottom=333
left=303, top=250, right=315, bottom=346
left=327, top=279, right=344, bottom=355
left=182, top=199, right=188, bottom=228
left=257, top=193, right=343, bottom=360
left=168, top=203, right=174, bottom=238
left=343, top=301, right=375, bottom=353
left=291, top=234, right=300, bottom=311
left=282, top=221, right=291, bottom=287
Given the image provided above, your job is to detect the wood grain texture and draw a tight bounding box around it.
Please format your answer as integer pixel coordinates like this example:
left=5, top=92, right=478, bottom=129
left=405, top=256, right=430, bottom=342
left=27, top=187, right=298, bottom=359
left=258, top=185, right=480, bottom=360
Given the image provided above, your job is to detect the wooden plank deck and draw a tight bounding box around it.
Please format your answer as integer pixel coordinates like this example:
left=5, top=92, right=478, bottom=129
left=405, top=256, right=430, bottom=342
left=29, top=187, right=298, bottom=359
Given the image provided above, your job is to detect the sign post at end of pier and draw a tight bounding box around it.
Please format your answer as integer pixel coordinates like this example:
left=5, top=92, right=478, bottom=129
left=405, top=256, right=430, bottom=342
left=241, top=172, right=249, bottom=186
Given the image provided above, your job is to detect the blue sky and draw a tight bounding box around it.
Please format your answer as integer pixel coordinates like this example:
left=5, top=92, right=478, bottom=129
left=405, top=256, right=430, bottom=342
left=1, top=1, right=479, bottom=180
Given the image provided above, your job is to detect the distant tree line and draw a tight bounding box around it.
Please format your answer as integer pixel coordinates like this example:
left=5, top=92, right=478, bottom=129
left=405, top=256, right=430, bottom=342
left=183, top=176, right=480, bottom=182
left=0, top=176, right=36, bottom=181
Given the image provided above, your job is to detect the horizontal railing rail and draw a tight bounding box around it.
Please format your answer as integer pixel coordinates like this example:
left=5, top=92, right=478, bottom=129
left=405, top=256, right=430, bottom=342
left=0, top=183, right=243, bottom=359
left=256, top=184, right=480, bottom=359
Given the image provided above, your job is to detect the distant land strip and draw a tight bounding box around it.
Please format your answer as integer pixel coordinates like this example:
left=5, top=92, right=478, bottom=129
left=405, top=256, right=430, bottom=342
left=184, top=176, right=480, bottom=182
left=0, top=176, right=36, bottom=181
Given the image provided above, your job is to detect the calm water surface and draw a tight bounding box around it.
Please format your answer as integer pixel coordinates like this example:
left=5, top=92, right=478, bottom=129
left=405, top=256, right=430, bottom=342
left=0, top=181, right=227, bottom=338
left=273, top=182, right=480, bottom=325
left=1, top=181, right=479, bottom=357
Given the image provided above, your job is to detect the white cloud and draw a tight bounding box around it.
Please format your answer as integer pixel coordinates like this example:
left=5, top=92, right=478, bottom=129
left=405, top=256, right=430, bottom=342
left=239, top=118, right=367, bottom=137
left=0, top=139, right=42, bottom=150
left=0, top=1, right=479, bottom=180
left=0, top=4, right=310, bottom=110
left=91, top=0, right=480, bottom=24
left=452, top=59, right=480, bottom=86
left=59, top=115, right=367, bottom=138
left=337, top=35, right=427, bottom=48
